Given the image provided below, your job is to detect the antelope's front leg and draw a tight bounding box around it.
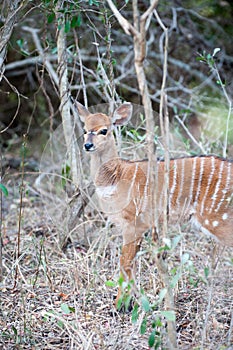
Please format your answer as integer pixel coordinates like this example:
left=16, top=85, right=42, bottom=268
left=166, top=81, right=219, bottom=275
left=115, top=238, right=141, bottom=309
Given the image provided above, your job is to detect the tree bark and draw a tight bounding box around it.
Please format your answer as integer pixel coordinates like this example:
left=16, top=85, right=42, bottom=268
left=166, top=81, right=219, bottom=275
left=0, top=0, right=23, bottom=79
left=55, top=1, right=80, bottom=185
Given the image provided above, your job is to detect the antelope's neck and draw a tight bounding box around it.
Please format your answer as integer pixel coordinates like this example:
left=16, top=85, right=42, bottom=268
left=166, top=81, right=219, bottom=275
left=90, top=144, right=118, bottom=182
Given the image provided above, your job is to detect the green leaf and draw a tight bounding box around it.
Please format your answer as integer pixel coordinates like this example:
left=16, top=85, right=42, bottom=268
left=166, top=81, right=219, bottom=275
left=161, top=310, right=176, bottom=321
left=204, top=267, right=209, bottom=279
left=141, top=295, right=150, bottom=312
left=131, top=303, right=139, bottom=324
left=89, top=0, right=99, bottom=5
left=116, top=295, right=123, bottom=310
left=12, top=325, right=18, bottom=336
left=140, top=317, right=147, bottom=334
left=154, top=339, right=161, bottom=350
left=170, top=271, right=181, bottom=288
left=46, top=309, right=55, bottom=316
left=71, top=14, right=82, bottom=28
left=0, top=184, right=8, bottom=197
left=61, top=303, right=71, bottom=314
left=196, top=56, right=205, bottom=62
left=171, top=234, right=182, bottom=249
left=123, top=294, right=132, bottom=311
left=16, top=39, right=24, bottom=49
left=158, top=288, right=167, bottom=304
left=148, top=330, right=155, bottom=347
left=64, top=21, right=71, bottom=33
left=47, top=12, right=55, bottom=24
left=118, top=275, right=124, bottom=286
left=57, top=320, right=64, bottom=328
left=163, top=238, right=171, bottom=249
left=16, top=39, right=29, bottom=57
left=181, top=253, right=190, bottom=265
left=154, top=317, right=162, bottom=327
left=105, top=280, right=116, bottom=287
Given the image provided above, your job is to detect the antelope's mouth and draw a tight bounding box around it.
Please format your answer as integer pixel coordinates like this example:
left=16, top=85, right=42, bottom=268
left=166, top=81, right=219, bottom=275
left=84, top=146, right=96, bottom=152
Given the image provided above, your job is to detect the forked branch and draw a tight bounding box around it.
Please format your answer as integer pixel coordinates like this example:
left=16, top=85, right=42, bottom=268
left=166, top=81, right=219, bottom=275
left=107, top=2, right=178, bottom=348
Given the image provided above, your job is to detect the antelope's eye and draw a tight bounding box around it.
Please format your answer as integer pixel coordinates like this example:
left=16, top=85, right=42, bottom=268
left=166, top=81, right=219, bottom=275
left=100, top=129, right=108, bottom=135
left=83, top=130, right=87, bottom=134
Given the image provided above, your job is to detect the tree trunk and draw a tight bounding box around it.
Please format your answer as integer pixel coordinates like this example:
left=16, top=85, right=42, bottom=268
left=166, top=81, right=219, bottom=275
left=55, top=1, right=80, bottom=186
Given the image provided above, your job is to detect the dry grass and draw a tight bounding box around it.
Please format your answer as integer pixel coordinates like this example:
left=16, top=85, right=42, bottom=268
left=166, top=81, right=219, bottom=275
left=0, top=167, right=232, bottom=350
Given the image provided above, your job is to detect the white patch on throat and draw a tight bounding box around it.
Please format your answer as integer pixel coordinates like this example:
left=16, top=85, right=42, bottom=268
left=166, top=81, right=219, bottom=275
left=96, top=185, right=117, bottom=199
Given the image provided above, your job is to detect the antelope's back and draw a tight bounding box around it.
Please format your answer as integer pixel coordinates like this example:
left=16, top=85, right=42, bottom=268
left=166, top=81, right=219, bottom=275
left=165, top=156, right=233, bottom=246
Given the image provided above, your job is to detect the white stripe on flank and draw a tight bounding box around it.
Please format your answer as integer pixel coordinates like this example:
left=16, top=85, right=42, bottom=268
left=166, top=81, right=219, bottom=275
left=209, top=160, right=224, bottom=213
left=140, top=163, right=150, bottom=213
left=188, top=157, right=197, bottom=206
left=169, top=159, right=177, bottom=208
left=176, top=157, right=185, bottom=210
left=131, top=163, right=143, bottom=216
left=182, top=157, right=197, bottom=218
left=194, top=156, right=204, bottom=208
left=130, top=162, right=139, bottom=195
left=200, top=156, right=215, bottom=215
left=215, top=161, right=231, bottom=212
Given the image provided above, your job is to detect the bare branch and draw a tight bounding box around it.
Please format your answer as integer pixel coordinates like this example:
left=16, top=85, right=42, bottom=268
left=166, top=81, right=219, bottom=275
left=141, top=0, right=159, bottom=24
left=106, top=0, right=138, bottom=36
left=0, top=0, right=23, bottom=77
left=22, top=26, right=59, bottom=88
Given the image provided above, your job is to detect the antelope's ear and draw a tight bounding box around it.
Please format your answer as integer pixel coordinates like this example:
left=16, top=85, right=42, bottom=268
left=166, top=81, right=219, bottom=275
left=112, top=103, right=132, bottom=126
left=75, top=101, right=90, bottom=123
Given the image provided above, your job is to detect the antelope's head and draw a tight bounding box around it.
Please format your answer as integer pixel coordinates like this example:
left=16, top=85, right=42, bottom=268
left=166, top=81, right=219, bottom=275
left=76, top=102, right=133, bottom=154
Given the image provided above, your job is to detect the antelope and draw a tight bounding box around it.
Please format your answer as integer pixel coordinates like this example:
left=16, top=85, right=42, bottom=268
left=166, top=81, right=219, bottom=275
left=77, top=102, right=233, bottom=308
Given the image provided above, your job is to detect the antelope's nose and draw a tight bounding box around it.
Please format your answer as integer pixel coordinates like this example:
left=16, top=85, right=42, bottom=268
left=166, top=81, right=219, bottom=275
left=84, top=143, right=94, bottom=151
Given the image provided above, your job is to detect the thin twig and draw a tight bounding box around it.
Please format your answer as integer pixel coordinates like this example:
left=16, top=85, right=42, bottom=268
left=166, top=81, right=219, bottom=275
left=22, top=26, right=59, bottom=88
left=74, top=33, right=88, bottom=108
left=154, top=8, right=178, bottom=349
left=213, top=64, right=233, bottom=158
left=0, top=153, right=3, bottom=282
left=200, top=245, right=221, bottom=350
left=13, top=134, right=27, bottom=289
left=174, top=114, right=206, bottom=154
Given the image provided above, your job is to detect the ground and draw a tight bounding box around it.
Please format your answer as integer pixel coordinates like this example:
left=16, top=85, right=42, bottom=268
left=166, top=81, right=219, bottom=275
left=0, top=154, right=232, bottom=350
